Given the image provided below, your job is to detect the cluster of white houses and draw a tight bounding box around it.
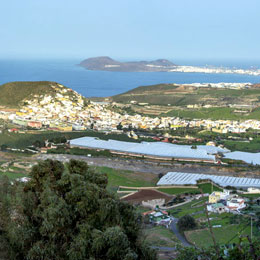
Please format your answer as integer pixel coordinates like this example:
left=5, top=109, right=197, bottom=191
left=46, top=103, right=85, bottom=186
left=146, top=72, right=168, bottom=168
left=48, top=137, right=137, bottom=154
left=170, top=66, right=260, bottom=76
left=207, top=190, right=246, bottom=213
left=0, top=83, right=260, bottom=134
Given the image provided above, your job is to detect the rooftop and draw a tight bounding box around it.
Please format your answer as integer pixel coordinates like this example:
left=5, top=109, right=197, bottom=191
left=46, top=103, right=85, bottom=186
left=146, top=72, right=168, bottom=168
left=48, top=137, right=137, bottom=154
left=70, top=137, right=229, bottom=161
left=157, top=172, right=260, bottom=188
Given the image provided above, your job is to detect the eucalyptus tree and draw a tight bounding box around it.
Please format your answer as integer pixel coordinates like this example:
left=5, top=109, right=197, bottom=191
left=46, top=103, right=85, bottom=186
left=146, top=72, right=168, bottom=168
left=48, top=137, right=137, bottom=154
left=7, top=159, right=156, bottom=260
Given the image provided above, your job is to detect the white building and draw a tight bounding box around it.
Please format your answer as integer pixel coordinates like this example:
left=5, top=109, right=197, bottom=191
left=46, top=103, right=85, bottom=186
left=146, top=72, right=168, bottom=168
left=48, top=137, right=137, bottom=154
left=227, top=198, right=246, bottom=211
left=246, top=187, right=260, bottom=194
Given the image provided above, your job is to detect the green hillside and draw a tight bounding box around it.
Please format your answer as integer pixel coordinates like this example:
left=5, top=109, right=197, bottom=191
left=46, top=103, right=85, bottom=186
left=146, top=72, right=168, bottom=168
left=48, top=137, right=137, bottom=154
left=110, top=83, right=260, bottom=107
left=163, top=107, right=260, bottom=120
left=0, top=81, right=66, bottom=108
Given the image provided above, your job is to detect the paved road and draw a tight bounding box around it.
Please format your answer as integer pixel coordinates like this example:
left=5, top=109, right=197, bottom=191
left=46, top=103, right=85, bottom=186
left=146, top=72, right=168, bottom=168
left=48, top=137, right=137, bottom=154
left=151, top=246, right=176, bottom=251
left=170, top=218, right=192, bottom=247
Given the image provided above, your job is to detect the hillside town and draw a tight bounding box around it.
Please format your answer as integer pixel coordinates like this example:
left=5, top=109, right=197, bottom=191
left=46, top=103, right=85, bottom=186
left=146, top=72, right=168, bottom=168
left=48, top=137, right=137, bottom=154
left=0, top=84, right=260, bottom=136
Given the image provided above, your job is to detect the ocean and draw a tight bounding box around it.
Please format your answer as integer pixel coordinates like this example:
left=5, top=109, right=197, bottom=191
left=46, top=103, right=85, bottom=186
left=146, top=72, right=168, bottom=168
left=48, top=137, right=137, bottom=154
left=0, top=59, right=260, bottom=98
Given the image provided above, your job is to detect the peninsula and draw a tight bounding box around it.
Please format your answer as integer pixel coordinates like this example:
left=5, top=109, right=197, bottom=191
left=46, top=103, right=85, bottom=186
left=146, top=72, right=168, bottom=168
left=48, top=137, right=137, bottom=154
left=79, top=56, right=176, bottom=72
left=79, top=56, right=260, bottom=75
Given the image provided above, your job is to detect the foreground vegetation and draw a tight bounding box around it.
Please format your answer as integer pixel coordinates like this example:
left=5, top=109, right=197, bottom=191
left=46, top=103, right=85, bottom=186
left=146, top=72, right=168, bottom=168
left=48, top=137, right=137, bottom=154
left=175, top=240, right=260, bottom=260
left=0, top=158, right=259, bottom=259
left=0, top=159, right=157, bottom=260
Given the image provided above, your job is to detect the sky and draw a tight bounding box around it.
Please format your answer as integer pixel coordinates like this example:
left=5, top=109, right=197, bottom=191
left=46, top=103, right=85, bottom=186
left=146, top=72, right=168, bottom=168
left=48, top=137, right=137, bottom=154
left=1, top=0, right=260, bottom=61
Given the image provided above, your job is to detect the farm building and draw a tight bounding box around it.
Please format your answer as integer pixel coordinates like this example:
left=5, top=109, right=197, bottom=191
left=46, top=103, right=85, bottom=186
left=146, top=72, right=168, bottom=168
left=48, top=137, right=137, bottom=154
left=143, top=210, right=171, bottom=226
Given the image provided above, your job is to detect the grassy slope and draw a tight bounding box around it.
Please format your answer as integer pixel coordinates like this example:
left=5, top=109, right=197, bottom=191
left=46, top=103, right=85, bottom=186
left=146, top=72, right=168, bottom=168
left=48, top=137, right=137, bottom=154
left=223, top=138, right=260, bottom=152
left=0, top=130, right=142, bottom=149
left=0, top=81, right=62, bottom=108
left=159, top=183, right=222, bottom=196
left=145, top=226, right=180, bottom=247
left=197, top=183, right=223, bottom=194
left=185, top=224, right=252, bottom=248
left=112, top=84, right=260, bottom=105
left=93, top=166, right=158, bottom=192
left=169, top=197, right=208, bottom=218
left=0, top=171, right=27, bottom=180
left=0, top=131, right=92, bottom=148
left=111, top=83, right=260, bottom=119
left=164, top=107, right=260, bottom=120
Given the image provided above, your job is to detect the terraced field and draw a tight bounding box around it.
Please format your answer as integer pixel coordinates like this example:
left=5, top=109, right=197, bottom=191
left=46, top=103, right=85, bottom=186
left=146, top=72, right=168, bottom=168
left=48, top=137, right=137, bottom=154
left=110, top=84, right=260, bottom=107
left=107, top=83, right=260, bottom=119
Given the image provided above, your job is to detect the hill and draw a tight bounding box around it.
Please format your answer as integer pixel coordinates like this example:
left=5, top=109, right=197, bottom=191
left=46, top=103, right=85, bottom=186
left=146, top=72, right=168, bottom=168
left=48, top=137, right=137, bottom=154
left=0, top=81, right=81, bottom=108
left=109, top=83, right=260, bottom=107
left=105, top=83, right=260, bottom=119
left=79, top=56, right=176, bottom=72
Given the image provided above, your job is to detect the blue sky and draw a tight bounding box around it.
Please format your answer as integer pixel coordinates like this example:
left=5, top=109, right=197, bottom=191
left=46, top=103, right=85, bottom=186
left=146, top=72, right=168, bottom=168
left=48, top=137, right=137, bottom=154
left=1, top=0, right=260, bottom=61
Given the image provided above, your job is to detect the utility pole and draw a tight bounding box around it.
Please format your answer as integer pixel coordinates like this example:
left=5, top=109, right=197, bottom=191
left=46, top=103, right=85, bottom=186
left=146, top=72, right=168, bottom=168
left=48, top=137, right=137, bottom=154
left=200, top=188, right=220, bottom=258
left=251, top=216, right=253, bottom=240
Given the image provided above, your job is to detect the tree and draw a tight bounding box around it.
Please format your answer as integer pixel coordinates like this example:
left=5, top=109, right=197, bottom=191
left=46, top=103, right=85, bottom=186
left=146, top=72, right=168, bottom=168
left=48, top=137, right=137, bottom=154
left=0, top=144, right=8, bottom=151
left=117, top=123, right=123, bottom=130
left=6, top=159, right=156, bottom=260
left=158, top=173, right=164, bottom=179
left=177, top=215, right=197, bottom=232
left=32, top=140, right=45, bottom=148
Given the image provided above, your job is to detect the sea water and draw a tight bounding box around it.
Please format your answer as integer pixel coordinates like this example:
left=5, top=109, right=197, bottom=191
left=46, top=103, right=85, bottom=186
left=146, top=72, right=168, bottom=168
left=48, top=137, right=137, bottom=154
left=0, top=59, right=260, bottom=98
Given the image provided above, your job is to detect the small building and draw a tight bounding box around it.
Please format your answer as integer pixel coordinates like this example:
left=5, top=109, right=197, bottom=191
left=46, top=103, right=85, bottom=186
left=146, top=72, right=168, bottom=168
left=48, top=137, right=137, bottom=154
left=28, top=121, right=42, bottom=129
left=247, top=187, right=260, bottom=194
left=40, top=147, right=49, bottom=154
left=209, top=190, right=230, bottom=204
left=72, top=124, right=86, bottom=131
left=143, top=210, right=171, bottom=226
left=227, top=198, right=246, bottom=211
left=8, top=128, right=19, bottom=133
left=58, top=125, right=73, bottom=132
left=13, top=118, right=28, bottom=127
left=207, top=203, right=226, bottom=214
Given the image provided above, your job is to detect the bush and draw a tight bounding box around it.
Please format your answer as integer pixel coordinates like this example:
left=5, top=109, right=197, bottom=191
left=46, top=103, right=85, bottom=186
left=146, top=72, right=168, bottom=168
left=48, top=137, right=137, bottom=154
left=177, top=215, right=197, bottom=232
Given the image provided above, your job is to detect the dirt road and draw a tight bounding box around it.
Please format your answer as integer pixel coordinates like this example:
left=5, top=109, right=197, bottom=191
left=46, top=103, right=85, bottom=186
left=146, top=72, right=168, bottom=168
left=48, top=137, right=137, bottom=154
left=36, top=154, right=259, bottom=178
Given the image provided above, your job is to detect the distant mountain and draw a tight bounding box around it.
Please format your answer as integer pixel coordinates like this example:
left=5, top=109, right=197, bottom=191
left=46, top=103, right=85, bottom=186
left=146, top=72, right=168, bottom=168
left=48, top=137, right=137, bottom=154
left=79, top=56, right=177, bottom=72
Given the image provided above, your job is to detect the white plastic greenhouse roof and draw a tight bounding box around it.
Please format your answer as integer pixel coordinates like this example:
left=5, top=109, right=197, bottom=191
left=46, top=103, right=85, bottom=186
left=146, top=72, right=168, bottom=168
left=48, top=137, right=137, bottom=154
left=70, top=137, right=229, bottom=161
left=157, top=172, right=260, bottom=188
left=225, top=151, right=260, bottom=166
